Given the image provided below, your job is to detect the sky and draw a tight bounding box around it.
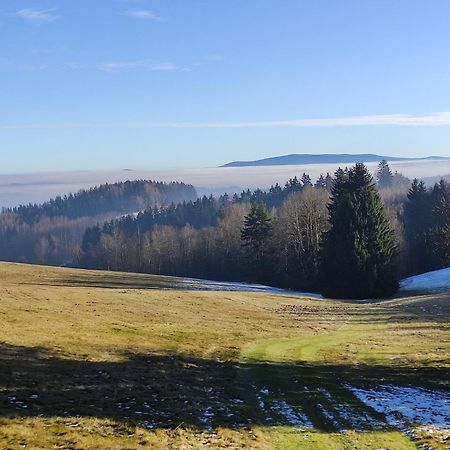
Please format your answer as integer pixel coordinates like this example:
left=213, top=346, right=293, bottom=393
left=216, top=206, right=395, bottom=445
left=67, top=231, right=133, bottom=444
left=1, top=0, right=450, bottom=173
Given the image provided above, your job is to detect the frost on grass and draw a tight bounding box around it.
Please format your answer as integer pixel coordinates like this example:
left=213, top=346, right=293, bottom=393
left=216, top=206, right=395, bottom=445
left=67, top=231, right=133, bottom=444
left=347, top=384, right=450, bottom=442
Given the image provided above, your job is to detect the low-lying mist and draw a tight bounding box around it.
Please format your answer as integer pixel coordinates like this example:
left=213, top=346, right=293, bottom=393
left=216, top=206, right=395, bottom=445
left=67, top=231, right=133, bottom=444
left=1, top=158, right=450, bottom=208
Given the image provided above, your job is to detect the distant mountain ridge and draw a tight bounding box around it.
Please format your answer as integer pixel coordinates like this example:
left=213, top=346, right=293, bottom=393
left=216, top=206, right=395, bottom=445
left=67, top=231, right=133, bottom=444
left=221, top=154, right=449, bottom=168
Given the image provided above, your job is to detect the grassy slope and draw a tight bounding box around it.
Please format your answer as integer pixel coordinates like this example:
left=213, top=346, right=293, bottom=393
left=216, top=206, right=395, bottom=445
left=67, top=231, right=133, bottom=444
left=0, top=262, right=449, bottom=449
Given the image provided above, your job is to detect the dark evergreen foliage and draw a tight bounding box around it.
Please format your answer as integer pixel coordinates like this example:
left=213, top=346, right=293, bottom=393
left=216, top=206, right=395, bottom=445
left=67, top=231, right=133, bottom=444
left=431, top=179, right=450, bottom=266
left=321, top=163, right=398, bottom=299
left=241, top=203, right=272, bottom=281
left=4, top=180, right=196, bottom=224
left=403, top=178, right=450, bottom=274
left=3, top=163, right=449, bottom=298
left=377, top=160, right=394, bottom=189
left=0, top=180, right=197, bottom=265
left=404, top=179, right=435, bottom=274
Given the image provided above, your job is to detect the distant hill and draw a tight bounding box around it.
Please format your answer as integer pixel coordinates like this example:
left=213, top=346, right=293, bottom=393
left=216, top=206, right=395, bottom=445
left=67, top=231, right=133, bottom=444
left=0, top=180, right=197, bottom=266
left=221, top=154, right=449, bottom=168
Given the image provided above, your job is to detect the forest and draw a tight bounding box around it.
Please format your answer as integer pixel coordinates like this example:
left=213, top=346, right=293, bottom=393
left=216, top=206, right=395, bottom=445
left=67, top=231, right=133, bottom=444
left=1, top=162, right=448, bottom=299
left=79, top=162, right=450, bottom=299
left=0, top=180, right=196, bottom=265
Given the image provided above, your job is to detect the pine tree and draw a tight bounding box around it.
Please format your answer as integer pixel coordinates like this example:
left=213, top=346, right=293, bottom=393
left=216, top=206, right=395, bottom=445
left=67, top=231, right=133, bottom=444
left=404, top=179, right=436, bottom=274
left=315, top=174, right=327, bottom=189
left=241, top=203, right=272, bottom=280
left=301, top=173, right=313, bottom=187
left=320, top=163, right=398, bottom=299
left=377, top=160, right=394, bottom=189
left=431, top=179, right=450, bottom=266
left=284, top=177, right=302, bottom=195
left=324, top=173, right=334, bottom=191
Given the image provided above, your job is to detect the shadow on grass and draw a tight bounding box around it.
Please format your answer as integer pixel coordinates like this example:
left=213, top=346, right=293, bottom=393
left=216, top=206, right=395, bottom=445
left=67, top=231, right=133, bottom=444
left=1, top=343, right=449, bottom=432
left=21, top=272, right=179, bottom=291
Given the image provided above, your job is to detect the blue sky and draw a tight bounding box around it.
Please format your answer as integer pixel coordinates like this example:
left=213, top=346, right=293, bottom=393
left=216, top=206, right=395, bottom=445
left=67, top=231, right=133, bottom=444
left=1, top=0, right=450, bottom=173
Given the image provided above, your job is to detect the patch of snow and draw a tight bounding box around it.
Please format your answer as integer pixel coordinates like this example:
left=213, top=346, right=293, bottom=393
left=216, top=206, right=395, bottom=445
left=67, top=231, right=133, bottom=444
left=200, top=406, right=215, bottom=431
left=316, top=388, right=384, bottom=431
left=317, top=403, right=344, bottom=431
left=140, top=420, right=156, bottom=430
left=7, top=396, right=28, bottom=409
left=270, top=400, right=313, bottom=428
left=400, top=267, right=450, bottom=293
left=253, top=384, right=313, bottom=429
left=176, top=277, right=323, bottom=297
left=255, top=388, right=267, bottom=410
left=347, top=384, right=450, bottom=430
left=260, top=387, right=270, bottom=396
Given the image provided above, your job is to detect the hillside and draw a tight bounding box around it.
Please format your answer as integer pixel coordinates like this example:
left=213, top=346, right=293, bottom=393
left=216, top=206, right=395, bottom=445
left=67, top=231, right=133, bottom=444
left=400, top=267, right=450, bottom=293
left=0, top=180, right=196, bottom=266
left=221, top=154, right=448, bottom=168
left=0, top=263, right=449, bottom=449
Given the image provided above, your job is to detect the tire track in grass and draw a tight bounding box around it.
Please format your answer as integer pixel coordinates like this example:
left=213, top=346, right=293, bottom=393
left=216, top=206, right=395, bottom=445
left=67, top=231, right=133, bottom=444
left=241, top=324, right=417, bottom=449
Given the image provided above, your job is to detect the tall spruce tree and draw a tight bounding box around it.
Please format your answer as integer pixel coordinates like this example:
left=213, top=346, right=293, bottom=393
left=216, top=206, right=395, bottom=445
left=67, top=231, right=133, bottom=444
left=241, top=203, right=272, bottom=281
left=404, top=179, right=435, bottom=274
left=431, top=179, right=450, bottom=266
left=320, top=163, right=398, bottom=299
left=377, top=160, right=394, bottom=189
left=301, top=173, right=313, bottom=187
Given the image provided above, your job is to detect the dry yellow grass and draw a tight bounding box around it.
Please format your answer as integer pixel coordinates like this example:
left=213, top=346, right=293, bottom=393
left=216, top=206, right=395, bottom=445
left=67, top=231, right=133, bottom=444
left=0, top=262, right=449, bottom=449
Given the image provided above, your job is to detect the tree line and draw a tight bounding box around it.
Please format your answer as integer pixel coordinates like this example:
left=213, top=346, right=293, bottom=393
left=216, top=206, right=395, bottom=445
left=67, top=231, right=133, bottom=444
left=79, top=162, right=450, bottom=298
left=2, top=162, right=448, bottom=299
left=0, top=180, right=197, bottom=265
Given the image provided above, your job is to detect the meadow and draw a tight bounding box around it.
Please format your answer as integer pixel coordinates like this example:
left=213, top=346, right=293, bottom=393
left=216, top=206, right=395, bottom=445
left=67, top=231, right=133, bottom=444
left=0, top=262, right=449, bottom=449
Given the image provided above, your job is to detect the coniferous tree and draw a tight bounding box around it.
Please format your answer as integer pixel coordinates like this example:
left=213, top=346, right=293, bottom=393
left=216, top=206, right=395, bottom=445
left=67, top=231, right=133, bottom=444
left=320, top=163, right=398, bottom=299
left=241, top=203, right=272, bottom=281
left=377, top=160, right=394, bottom=189
left=324, top=173, right=334, bottom=190
left=315, top=174, right=327, bottom=189
left=301, top=173, right=313, bottom=187
left=431, top=179, right=450, bottom=266
left=403, top=179, right=435, bottom=274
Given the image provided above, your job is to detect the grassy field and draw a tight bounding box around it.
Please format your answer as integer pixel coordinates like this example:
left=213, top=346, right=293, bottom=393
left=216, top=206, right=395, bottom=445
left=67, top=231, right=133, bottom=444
left=0, top=262, right=449, bottom=449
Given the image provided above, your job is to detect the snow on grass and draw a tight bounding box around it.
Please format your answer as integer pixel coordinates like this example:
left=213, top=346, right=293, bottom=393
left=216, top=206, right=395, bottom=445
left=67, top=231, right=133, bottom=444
left=254, top=386, right=269, bottom=410
left=400, top=267, right=450, bottom=293
left=199, top=406, right=215, bottom=431
left=346, top=384, right=450, bottom=430
left=176, top=277, right=323, bottom=297
left=254, top=385, right=313, bottom=428
left=316, top=403, right=343, bottom=431
left=316, top=388, right=384, bottom=431
left=269, top=400, right=313, bottom=428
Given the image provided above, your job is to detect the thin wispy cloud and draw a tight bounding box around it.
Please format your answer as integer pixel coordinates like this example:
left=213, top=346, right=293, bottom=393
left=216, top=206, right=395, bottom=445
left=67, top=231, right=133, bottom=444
left=98, top=60, right=188, bottom=73
left=125, top=9, right=162, bottom=21
left=3, top=112, right=450, bottom=131
left=151, top=62, right=185, bottom=72
left=98, top=60, right=146, bottom=72
left=15, top=8, right=59, bottom=23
